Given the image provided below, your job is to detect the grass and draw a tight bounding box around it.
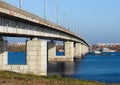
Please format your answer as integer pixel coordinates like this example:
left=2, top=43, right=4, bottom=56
left=0, top=71, right=119, bottom=85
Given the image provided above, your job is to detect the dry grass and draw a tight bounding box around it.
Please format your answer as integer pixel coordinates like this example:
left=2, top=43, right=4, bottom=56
left=0, top=71, right=119, bottom=85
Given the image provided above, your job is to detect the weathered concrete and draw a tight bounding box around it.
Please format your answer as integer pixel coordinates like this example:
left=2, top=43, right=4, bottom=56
left=85, top=46, right=89, bottom=54
left=81, top=45, right=89, bottom=55
left=81, top=44, right=85, bottom=55
left=0, top=1, right=89, bottom=47
left=64, top=41, right=74, bottom=61
left=0, top=39, right=8, bottom=70
left=27, top=39, right=47, bottom=75
left=0, top=0, right=90, bottom=75
left=48, top=41, right=74, bottom=62
left=74, top=43, right=82, bottom=58
left=1, top=39, right=47, bottom=75
left=48, top=41, right=56, bottom=61
left=48, top=56, right=72, bottom=62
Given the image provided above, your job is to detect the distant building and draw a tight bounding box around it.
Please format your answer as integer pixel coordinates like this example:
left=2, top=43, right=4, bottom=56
left=102, top=48, right=115, bottom=52
left=91, top=43, right=120, bottom=52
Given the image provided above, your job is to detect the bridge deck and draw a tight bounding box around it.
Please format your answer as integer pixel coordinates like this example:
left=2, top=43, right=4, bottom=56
left=0, top=1, right=89, bottom=46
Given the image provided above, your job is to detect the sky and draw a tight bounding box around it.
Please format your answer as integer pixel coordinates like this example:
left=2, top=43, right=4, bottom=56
left=3, top=0, right=120, bottom=45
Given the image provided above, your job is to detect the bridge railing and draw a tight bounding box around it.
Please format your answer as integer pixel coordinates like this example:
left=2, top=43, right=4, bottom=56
left=0, top=1, right=89, bottom=47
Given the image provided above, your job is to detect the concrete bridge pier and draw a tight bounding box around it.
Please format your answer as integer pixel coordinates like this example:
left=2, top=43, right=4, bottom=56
left=81, top=44, right=85, bottom=55
left=48, top=41, right=56, bottom=61
left=84, top=46, right=87, bottom=54
left=64, top=41, right=74, bottom=61
left=48, top=41, right=74, bottom=62
left=84, top=45, right=88, bottom=54
left=0, top=38, right=8, bottom=70
left=74, top=43, right=82, bottom=59
left=0, top=38, right=47, bottom=76
left=27, top=38, right=47, bottom=75
left=81, top=45, right=88, bottom=55
left=85, top=46, right=89, bottom=54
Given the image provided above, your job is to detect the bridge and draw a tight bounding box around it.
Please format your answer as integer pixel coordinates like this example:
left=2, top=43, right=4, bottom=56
left=0, top=1, right=89, bottom=75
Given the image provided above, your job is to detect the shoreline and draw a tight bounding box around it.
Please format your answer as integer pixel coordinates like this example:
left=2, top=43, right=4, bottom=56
left=0, top=71, right=119, bottom=85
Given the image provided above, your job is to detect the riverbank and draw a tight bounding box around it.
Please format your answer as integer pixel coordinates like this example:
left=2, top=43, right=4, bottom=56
left=0, top=71, right=119, bottom=85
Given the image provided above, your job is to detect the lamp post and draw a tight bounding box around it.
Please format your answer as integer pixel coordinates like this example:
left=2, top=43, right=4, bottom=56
left=19, top=0, right=22, bottom=8
left=56, top=0, right=58, bottom=24
left=44, top=0, right=46, bottom=19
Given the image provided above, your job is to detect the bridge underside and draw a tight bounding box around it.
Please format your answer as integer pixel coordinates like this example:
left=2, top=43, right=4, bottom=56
left=0, top=1, right=89, bottom=76
left=0, top=15, right=85, bottom=43
left=0, top=38, right=88, bottom=75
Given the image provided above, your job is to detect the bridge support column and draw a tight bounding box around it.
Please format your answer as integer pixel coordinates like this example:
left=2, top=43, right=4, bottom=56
left=27, top=39, right=47, bottom=75
left=74, top=43, right=82, bottom=59
left=48, top=41, right=56, bottom=61
left=81, top=45, right=89, bottom=56
left=65, top=41, right=74, bottom=61
left=85, top=46, right=89, bottom=54
left=81, top=44, right=84, bottom=55
left=0, top=39, right=8, bottom=70
left=87, top=47, right=89, bottom=53
left=84, top=45, right=87, bottom=54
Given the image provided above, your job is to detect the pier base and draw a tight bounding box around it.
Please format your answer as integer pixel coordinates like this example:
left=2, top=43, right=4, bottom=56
left=1, top=39, right=47, bottom=76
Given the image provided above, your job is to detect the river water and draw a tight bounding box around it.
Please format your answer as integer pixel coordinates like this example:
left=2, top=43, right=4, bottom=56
left=8, top=52, right=120, bottom=84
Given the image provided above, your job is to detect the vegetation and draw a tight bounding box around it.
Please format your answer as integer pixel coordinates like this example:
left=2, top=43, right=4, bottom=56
left=0, top=71, right=119, bottom=85
left=8, top=44, right=26, bottom=52
left=8, top=44, right=64, bottom=52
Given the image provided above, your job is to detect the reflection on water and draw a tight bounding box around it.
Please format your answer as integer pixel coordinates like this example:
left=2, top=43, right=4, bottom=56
left=48, top=62, right=75, bottom=76
left=8, top=52, right=120, bottom=83
left=48, top=52, right=120, bottom=84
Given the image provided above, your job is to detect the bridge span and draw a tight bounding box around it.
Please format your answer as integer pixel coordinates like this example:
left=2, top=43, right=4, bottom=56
left=0, top=1, right=89, bottom=75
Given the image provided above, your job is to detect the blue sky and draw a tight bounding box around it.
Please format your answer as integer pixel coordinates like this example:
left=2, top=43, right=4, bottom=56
left=3, top=0, right=120, bottom=45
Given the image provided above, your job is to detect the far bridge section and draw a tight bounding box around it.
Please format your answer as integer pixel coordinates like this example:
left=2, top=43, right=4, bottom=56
left=0, top=1, right=89, bottom=75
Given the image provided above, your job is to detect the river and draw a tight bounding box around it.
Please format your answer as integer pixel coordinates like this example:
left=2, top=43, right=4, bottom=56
left=8, top=52, right=120, bottom=84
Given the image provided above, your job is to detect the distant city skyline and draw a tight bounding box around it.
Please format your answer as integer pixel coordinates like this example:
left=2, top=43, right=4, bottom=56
left=3, top=0, right=120, bottom=44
